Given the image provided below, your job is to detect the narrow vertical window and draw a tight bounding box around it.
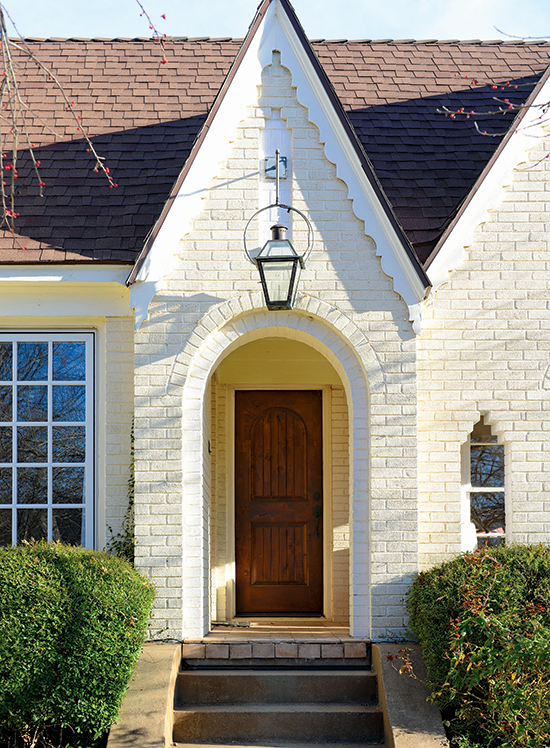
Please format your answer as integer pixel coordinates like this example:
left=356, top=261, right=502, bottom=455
left=0, top=333, right=94, bottom=548
left=463, top=416, right=505, bottom=550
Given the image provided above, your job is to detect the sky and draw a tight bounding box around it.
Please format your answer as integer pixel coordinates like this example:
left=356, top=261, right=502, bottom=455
left=5, top=0, right=550, bottom=43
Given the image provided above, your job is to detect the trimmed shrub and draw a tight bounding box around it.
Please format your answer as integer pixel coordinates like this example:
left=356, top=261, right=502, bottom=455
left=0, top=541, right=155, bottom=747
left=407, top=544, right=550, bottom=747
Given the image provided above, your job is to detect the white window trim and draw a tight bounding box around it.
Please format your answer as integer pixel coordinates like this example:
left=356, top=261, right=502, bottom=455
left=461, top=425, right=505, bottom=552
left=0, top=331, right=95, bottom=548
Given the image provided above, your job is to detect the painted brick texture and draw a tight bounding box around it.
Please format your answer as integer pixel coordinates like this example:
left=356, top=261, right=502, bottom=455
left=134, top=55, right=418, bottom=640
left=418, top=135, right=550, bottom=568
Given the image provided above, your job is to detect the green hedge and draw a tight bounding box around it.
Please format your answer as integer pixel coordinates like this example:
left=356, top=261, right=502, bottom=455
left=407, top=544, right=550, bottom=747
left=0, top=542, right=155, bottom=747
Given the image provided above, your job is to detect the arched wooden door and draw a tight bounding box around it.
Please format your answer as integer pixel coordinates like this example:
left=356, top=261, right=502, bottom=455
left=235, top=390, right=323, bottom=615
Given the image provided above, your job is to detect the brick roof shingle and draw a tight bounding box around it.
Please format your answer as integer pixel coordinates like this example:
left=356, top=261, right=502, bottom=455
left=2, top=36, right=549, bottom=265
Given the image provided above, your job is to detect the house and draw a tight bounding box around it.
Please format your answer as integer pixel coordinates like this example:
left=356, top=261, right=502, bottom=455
left=2, top=0, right=550, bottom=641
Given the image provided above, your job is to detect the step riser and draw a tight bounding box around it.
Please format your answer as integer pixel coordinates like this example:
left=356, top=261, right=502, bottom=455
left=177, top=671, right=377, bottom=705
left=183, top=657, right=370, bottom=669
left=173, top=710, right=384, bottom=743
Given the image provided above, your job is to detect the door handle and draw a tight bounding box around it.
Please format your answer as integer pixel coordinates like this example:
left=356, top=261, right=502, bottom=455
left=313, top=505, right=322, bottom=538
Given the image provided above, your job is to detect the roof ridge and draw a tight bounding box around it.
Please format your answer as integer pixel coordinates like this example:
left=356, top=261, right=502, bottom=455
left=13, top=36, right=550, bottom=46
left=13, top=35, right=245, bottom=43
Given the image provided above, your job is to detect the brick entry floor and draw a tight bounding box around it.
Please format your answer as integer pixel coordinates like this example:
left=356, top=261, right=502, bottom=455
left=182, top=621, right=369, bottom=661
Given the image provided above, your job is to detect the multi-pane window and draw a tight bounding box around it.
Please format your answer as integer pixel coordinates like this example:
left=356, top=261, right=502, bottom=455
left=464, top=416, right=505, bottom=549
left=0, top=333, right=94, bottom=547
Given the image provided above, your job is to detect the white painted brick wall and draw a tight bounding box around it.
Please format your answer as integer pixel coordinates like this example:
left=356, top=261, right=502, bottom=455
left=134, top=53, right=418, bottom=640
left=418, top=135, right=550, bottom=568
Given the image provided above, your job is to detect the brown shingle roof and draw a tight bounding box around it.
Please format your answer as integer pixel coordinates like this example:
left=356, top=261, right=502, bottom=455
left=1, top=36, right=549, bottom=265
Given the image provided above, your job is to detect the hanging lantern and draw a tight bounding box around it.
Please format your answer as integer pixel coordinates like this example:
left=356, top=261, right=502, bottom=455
left=243, top=150, right=313, bottom=311
left=255, top=224, right=304, bottom=310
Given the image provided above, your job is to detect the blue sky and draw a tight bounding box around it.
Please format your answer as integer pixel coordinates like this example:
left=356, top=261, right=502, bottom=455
left=5, top=0, right=550, bottom=42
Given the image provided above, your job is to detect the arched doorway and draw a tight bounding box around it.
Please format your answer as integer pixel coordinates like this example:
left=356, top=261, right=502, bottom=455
left=209, top=337, right=349, bottom=621
left=177, top=301, right=379, bottom=638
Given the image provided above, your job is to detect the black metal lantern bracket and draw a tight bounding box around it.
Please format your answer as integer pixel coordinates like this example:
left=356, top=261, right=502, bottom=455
left=243, top=149, right=314, bottom=268
left=243, top=202, right=313, bottom=269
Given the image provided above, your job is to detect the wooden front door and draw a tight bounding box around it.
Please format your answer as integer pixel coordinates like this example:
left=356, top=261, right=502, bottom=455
left=235, top=390, right=323, bottom=615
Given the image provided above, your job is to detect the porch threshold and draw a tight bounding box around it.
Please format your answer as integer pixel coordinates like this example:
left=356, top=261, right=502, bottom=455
left=197, top=619, right=352, bottom=639
left=182, top=621, right=370, bottom=663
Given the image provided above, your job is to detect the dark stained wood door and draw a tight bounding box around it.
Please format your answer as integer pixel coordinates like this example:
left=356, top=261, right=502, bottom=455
left=235, top=390, right=323, bottom=615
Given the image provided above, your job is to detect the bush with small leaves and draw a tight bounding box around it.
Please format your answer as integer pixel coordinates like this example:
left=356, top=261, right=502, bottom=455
left=0, top=541, right=155, bottom=748
left=408, top=544, right=550, bottom=748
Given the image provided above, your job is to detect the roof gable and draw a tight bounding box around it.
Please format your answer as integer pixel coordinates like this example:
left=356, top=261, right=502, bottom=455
left=128, top=0, right=430, bottom=329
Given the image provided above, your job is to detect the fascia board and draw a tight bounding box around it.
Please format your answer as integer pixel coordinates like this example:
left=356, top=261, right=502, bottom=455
left=428, top=74, right=550, bottom=291
left=131, top=0, right=428, bottom=331
left=0, top=265, right=130, bottom=284
left=0, top=280, right=131, bottom=317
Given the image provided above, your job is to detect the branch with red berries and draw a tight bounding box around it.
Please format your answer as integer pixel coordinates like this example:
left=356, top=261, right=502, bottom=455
left=135, top=0, right=168, bottom=64
left=438, top=72, right=550, bottom=138
left=0, top=3, right=119, bottom=236
left=0, top=0, right=168, bottom=243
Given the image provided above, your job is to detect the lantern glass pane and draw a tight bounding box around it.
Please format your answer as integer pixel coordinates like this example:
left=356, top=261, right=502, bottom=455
left=261, top=260, right=294, bottom=305
left=261, top=239, right=295, bottom=257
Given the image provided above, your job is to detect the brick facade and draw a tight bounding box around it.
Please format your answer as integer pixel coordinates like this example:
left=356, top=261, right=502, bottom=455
left=418, top=135, right=550, bottom=568
left=133, top=54, right=418, bottom=640
left=5, top=2, right=550, bottom=649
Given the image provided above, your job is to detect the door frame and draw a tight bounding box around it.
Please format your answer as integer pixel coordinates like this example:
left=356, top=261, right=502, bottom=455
left=225, top=384, right=333, bottom=620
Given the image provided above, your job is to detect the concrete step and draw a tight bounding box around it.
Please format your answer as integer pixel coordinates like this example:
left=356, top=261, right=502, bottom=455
left=177, top=668, right=378, bottom=706
left=175, top=742, right=389, bottom=748
left=173, top=703, right=385, bottom=744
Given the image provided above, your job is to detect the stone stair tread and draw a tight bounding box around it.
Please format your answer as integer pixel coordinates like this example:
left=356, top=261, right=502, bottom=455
left=174, top=743, right=387, bottom=747
left=179, top=668, right=375, bottom=675
left=175, top=703, right=381, bottom=713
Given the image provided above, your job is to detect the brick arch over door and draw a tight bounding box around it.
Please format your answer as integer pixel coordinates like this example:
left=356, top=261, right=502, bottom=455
left=175, top=291, right=385, bottom=638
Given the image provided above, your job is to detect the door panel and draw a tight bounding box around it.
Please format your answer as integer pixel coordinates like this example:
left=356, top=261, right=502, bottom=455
left=235, top=390, right=323, bottom=614
left=250, top=523, right=307, bottom=585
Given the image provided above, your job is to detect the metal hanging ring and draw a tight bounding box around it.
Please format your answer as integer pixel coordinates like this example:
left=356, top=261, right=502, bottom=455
left=243, top=202, right=314, bottom=265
